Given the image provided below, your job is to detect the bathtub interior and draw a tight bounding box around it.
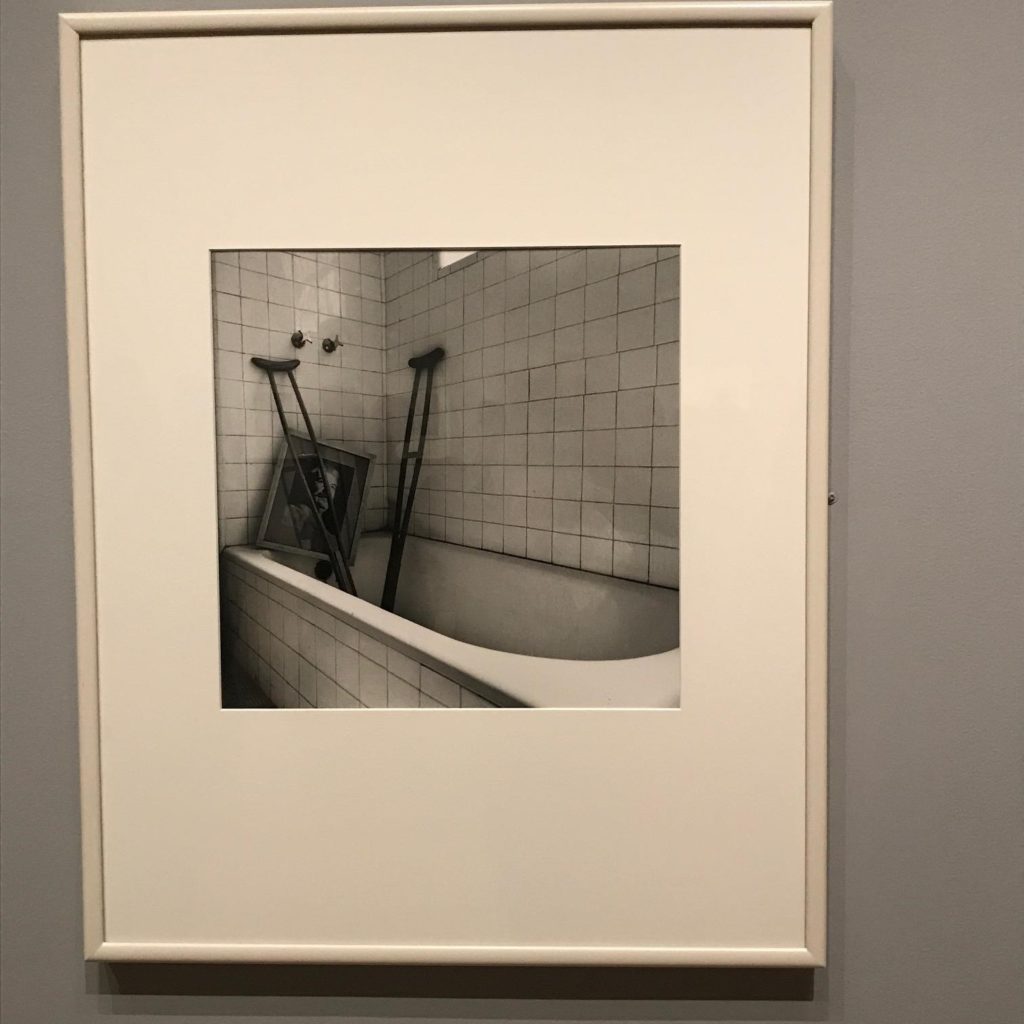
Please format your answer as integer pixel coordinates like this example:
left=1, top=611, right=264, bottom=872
left=274, top=532, right=678, bottom=662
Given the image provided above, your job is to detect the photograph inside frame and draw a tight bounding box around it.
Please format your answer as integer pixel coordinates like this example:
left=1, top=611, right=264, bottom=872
left=212, top=248, right=680, bottom=709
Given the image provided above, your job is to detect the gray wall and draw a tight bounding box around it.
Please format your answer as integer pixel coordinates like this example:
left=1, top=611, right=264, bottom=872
left=2, top=1, right=1021, bottom=1022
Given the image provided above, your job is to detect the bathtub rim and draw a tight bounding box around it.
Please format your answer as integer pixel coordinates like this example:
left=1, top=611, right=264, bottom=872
left=223, top=544, right=680, bottom=710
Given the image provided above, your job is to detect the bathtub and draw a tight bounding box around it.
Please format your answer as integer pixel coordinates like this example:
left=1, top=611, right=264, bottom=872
left=221, top=533, right=679, bottom=709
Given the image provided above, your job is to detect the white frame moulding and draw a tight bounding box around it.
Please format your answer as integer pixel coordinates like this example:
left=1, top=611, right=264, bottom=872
left=61, top=2, right=832, bottom=966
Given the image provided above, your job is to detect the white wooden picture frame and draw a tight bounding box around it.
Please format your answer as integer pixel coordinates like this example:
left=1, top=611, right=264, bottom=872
left=61, top=2, right=832, bottom=965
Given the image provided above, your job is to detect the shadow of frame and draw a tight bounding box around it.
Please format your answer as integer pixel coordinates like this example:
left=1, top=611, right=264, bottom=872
left=96, top=962, right=817, bottom=1005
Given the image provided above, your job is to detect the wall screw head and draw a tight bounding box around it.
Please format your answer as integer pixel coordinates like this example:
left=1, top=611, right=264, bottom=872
left=828, top=492, right=837, bottom=505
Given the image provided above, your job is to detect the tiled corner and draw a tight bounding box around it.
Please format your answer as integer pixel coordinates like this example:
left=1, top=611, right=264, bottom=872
left=212, top=250, right=389, bottom=548
left=215, top=247, right=680, bottom=592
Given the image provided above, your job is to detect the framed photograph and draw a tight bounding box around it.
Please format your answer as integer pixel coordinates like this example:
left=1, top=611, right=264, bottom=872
left=62, top=2, right=832, bottom=964
left=219, top=246, right=682, bottom=712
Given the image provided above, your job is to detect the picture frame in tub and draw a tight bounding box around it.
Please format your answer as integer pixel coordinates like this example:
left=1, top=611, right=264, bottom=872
left=62, top=3, right=832, bottom=966
left=256, top=436, right=376, bottom=568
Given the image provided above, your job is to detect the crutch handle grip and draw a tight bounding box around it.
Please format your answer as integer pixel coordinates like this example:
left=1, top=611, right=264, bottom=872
left=408, top=347, right=445, bottom=370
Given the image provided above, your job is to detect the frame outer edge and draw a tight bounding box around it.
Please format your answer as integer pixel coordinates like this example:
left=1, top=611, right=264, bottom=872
left=59, top=15, right=106, bottom=958
left=61, top=2, right=833, bottom=35
left=803, top=1, right=832, bottom=967
left=65, top=1, right=831, bottom=965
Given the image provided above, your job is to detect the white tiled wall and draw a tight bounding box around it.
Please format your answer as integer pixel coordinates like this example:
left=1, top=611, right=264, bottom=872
left=221, top=556, right=500, bottom=708
left=212, top=250, right=388, bottom=546
left=213, top=247, right=679, bottom=589
left=382, top=248, right=680, bottom=587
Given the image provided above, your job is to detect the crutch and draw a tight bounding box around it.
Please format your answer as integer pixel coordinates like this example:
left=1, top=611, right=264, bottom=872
left=250, top=357, right=357, bottom=596
left=381, top=346, right=445, bottom=612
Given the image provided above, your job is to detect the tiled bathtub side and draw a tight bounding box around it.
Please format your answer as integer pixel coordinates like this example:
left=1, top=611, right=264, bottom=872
left=220, top=556, right=499, bottom=709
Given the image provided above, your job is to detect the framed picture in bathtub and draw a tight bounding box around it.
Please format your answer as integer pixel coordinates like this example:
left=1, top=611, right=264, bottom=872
left=255, top=436, right=376, bottom=567
left=62, top=3, right=832, bottom=966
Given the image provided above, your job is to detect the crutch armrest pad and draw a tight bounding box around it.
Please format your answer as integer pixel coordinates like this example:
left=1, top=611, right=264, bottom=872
left=408, top=347, right=445, bottom=370
left=251, top=357, right=301, bottom=372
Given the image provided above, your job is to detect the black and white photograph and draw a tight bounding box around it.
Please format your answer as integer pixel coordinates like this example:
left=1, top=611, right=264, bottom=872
left=215, top=248, right=681, bottom=709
